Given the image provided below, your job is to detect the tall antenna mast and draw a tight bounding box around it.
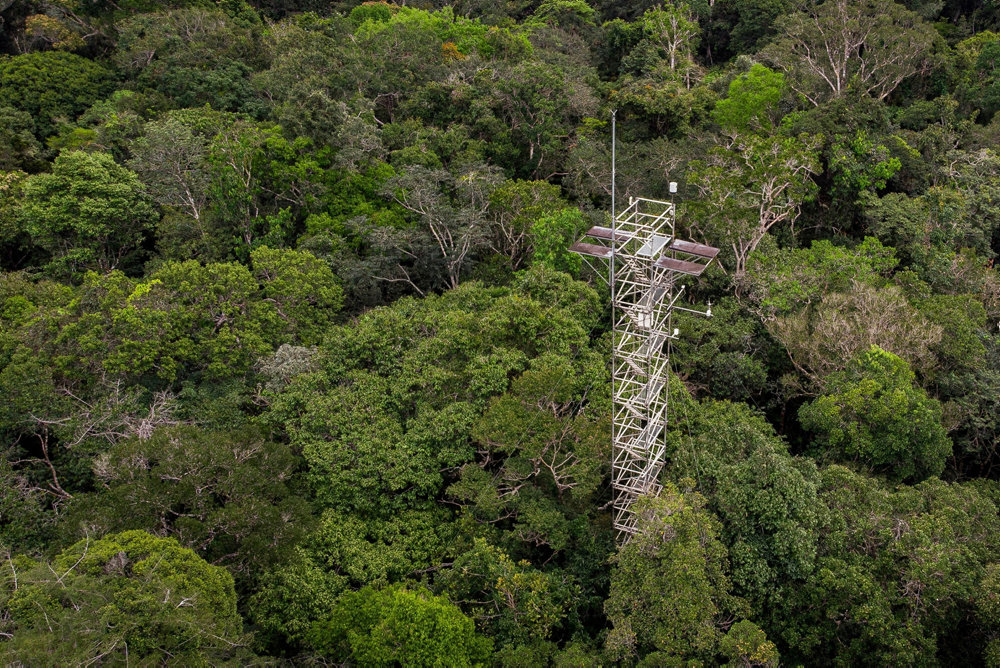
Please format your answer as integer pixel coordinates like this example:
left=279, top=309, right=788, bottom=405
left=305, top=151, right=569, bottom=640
left=610, top=111, right=617, bottom=518
left=611, top=109, right=616, bottom=221
left=570, top=123, right=720, bottom=542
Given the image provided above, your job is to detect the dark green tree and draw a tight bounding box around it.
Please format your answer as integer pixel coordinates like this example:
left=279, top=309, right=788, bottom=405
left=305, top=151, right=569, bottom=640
left=436, top=538, right=570, bottom=650
left=778, top=466, right=1000, bottom=665
left=450, top=352, right=608, bottom=552
left=0, top=107, right=44, bottom=172
left=64, top=425, right=312, bottom=582
left=114, top=7, right=266, bottom=114
left=265, top=265, right=601, bottom=515
left=604, top=483, right=775, bottom=664
left=667, top=392, right=825, bottom=620
left=0, top=51, right=111, bottom=139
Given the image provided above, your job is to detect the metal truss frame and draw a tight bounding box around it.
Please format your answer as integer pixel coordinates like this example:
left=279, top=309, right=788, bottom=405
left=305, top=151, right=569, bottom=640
left=570, top=197, right=719, bottom=541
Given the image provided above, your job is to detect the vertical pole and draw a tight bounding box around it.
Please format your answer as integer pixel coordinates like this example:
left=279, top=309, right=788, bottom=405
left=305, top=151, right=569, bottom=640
left=663, top=183, right=677, bottom=499
left=611, top=110, right=616, bottom=228
left=610, top=109, right=618, bottom=535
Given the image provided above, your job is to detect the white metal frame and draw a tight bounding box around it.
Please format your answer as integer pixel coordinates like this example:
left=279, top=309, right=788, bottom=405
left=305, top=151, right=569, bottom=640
left=571, top=196, right=717, bottom=541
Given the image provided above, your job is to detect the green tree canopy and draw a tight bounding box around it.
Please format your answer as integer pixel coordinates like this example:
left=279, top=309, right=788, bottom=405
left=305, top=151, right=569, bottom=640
left=799, top=346, right=951, bottom=481
left=248, top=506, right=458, bottom=649
left=450, top=351, right=609, bottom=552
left=114, top=7, right=265, bottom=113
left=1, top=530, right=250, bottom=664
left=604, top=483, right=759, bottom=663
left=266, top=265, right=601, bottom=514
left=436, top=538, right=570, bottom=650
left=106, top=247, right=341, bottom=382
left=0, top=51, right=111, bottom=139
left=778, top=466, right=1000, bottom=664
left=18, top=151, right=158, bottom=276
left=308, top=585, right=492, bottom=666
left=667, top=395, right=825, bottom=618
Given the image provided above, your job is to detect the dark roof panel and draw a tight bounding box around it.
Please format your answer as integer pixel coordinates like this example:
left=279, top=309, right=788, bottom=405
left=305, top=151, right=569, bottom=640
left=586, top=226, right=634, bottom=242
left=569, top=242, right=613, bottom=259
left=653, top=256, right=706, bottom=275
left=667, top=239, right=719, bottom=259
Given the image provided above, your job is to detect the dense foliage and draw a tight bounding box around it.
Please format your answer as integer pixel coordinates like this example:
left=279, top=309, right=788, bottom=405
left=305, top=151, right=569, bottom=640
left=2, top=0, right=1000, bottom=664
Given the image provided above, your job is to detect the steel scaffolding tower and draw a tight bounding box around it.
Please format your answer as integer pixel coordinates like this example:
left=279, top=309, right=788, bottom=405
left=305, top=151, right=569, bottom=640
left=570, top=196, right=719, bottom=540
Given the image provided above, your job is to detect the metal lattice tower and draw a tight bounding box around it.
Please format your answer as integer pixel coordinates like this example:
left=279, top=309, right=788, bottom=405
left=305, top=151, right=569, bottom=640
left=570, top=196, right=719, bottom=541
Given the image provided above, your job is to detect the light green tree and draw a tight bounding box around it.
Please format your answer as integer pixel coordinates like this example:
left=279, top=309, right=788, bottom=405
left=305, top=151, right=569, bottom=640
left=829, top=130, right=902, bottom=199
left=711, top=63, right=786, bottom=135
left=633, top=2, right=701, bottom=84
left=799, top=346, right=951, bottom=481
left=529, top=0, right=599, bottom=34
left=128, top=116, right=211, bottom=233
left=530, top=209, right=585, bottom=275
left=251, top=246, right=344, bottom=345
left=101, top=247, right=339, bottom=383
left=18, top=151, right=158, bottom=275
left=308, top=585, right=492, bottom=666
left=689, top=64, right=820, bottom=279
left=743, top=237, right=898, bottom=318
left=741, top=238, right=956, bottom=388
left=1, top=530, right=250, bottom=664
left=206, top=120, right=326, bottom=259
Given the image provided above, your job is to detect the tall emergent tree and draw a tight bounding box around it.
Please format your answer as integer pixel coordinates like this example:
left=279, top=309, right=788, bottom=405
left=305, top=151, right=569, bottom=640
left=688, top=65, right=820, bottom=278
left=761, top=0, right=938, bottom=106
